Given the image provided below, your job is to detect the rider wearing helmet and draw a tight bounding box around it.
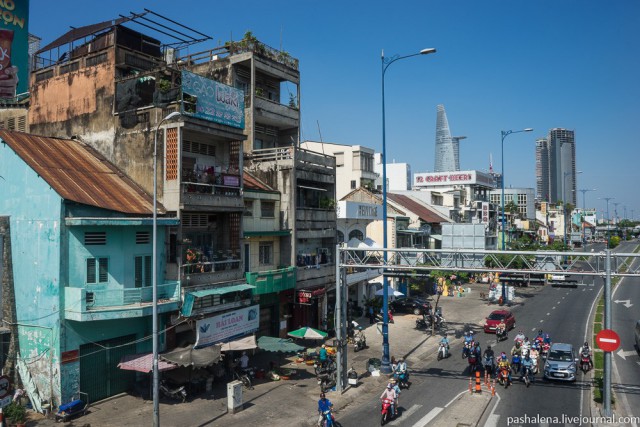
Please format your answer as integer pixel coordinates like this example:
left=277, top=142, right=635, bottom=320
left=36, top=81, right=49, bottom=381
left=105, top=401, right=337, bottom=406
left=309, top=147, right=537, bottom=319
left=514, top=330, right=525, bottom=343
left=497, top=352, right=512, bottom=385
left=483, top=345, right=495, bottom=377
left=472, top=341, right=482, bottom=358
left=521, top=352, right=534, bottom=383
left=580, top=341, right=594, bottom=368
left=317, top=392, right=334, bottom=426
left=390, top=378, right=401, bottom=415
left=380, top=383, right=397, bottom=416
left=543, top=333, right=551, bottom=345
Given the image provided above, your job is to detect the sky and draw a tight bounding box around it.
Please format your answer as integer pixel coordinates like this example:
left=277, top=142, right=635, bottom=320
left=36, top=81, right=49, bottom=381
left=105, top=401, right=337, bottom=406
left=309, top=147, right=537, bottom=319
left=29, top=1, right=640, bottom=220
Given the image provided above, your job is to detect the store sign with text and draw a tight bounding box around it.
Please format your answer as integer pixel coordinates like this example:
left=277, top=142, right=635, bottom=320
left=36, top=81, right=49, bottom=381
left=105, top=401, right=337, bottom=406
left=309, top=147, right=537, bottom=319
left=195, top=305, right=259, bottom=348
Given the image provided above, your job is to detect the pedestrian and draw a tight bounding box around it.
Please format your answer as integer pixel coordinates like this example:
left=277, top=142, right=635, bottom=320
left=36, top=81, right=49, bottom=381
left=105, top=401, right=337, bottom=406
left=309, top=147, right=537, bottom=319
left=368, top=305, right=375, bottom=324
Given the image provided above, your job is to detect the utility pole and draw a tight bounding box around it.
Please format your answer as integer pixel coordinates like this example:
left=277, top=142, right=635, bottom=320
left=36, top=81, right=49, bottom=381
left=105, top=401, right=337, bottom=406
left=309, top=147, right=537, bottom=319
left=603, top=249, right=612, bottom=417
left=335, top=245, right=348, bottom=392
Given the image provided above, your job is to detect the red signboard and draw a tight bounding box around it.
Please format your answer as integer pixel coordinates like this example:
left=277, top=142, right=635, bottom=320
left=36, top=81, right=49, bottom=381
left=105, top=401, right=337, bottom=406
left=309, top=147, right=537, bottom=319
left=596, top=329, right=620, bottom=352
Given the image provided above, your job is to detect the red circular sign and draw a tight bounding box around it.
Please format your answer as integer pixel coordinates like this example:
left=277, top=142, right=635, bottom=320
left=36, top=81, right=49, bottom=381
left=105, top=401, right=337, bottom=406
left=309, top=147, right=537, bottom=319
left=596, top=329, right=621, bottom=352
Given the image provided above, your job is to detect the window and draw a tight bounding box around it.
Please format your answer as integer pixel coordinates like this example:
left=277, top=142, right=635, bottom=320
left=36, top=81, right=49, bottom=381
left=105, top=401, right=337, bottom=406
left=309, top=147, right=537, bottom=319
left=86, top=257, right=109, bottom=284
left=259, top=243, right=273, bottom=265
left=84, top=232, right=106, bottom=245
left=349, top=230, right=364, bottom=241
left=337, top=231, right=345, bottom=243
left=261, top=201, right=276, bottom=218
left=351, top=180, right=356, bottom=189
left=135, top=255, right=152, bottom=288
left=244, top=200, right=254, bottom=217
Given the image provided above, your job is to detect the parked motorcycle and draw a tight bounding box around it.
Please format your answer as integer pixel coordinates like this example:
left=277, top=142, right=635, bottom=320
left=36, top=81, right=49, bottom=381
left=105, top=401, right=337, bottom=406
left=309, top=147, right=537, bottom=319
left=318, top=370, right=337, bottom=393
left=437, top=342, right=450, bottom=361
left=314, top=356, right=336, bottom=376
left=580, top=351, right=592, bottom=374
left=354, top=329, right=367, bottom=352
left=380, top=398, right=396, bottom=425
left=160, top=379, right=187, bottom=402
left=415, top=314, right=429, bottom=330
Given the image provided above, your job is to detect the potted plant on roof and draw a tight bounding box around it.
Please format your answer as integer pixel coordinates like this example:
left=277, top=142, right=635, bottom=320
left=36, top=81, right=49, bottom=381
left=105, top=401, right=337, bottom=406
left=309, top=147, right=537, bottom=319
left=5, top=401, right=27, bottom=427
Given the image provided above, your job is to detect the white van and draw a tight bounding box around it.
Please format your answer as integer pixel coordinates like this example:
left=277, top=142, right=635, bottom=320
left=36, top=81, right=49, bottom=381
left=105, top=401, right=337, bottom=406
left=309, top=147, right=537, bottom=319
left=635, top=320, right=640, bottom=350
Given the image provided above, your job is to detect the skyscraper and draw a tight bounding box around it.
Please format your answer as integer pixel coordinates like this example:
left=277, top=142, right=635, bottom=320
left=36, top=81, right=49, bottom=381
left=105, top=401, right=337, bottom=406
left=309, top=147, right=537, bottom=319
left=535, top=129, right=577, bottom=205
left=434, top=104, right=456, bottom=172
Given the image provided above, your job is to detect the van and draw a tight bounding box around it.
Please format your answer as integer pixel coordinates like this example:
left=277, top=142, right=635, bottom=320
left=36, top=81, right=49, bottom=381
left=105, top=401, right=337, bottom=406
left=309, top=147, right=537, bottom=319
left=635, top=320, right=640, bottom=350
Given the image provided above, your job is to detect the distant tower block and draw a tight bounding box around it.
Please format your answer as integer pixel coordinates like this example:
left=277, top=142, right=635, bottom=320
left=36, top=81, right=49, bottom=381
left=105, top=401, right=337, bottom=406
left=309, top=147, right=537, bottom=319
left=434, top=104, right=459, bottom=172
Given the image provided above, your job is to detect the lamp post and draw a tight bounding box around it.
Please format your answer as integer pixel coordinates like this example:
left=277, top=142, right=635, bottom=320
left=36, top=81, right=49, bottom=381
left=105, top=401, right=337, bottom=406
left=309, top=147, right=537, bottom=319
left=500, top=128, right=533, bottom=251
left=578, top=188, right=596, bottom=246
left=562, top=170, right=581, bottom=247
left=381, top=47, right=436, bottom=374
left=600, top=197, right=614, bottom=247
left=153, top=111, right=181, bottom=427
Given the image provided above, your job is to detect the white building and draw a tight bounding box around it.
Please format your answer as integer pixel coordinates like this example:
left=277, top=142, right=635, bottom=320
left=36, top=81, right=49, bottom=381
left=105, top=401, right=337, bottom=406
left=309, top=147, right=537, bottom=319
left=489, top=187, right=536, bottom=221
left=301, top=141, right=377, bottom=200
left=374, top=153, right=412, bottom=192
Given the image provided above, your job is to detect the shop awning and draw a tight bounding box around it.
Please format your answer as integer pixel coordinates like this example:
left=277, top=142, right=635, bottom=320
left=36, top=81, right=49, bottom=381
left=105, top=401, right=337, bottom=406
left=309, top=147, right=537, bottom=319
left=220, top=335, right=258, bottom=352
left=160, top=345, right=222, bottom=368
left=256, top=336, right=304, bottom=353
left=118, top=352, right=178, bottom=373
left=182, top=283, right=256, bottom=316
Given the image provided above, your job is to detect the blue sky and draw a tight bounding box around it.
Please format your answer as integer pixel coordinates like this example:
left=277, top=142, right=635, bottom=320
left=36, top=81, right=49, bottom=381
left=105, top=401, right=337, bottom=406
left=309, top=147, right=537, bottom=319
left=30, top=1, right=640, bottom=220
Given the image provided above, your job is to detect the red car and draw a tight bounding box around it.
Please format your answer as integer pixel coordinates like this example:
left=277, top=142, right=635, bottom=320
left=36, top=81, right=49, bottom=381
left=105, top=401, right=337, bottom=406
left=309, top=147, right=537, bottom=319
left=484, top=310, right=516, bottom=333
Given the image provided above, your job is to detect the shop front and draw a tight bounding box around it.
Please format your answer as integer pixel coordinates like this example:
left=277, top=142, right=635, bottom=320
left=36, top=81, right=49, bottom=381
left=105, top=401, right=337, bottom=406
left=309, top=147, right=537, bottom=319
left=292, top=287, right=325, bottom=330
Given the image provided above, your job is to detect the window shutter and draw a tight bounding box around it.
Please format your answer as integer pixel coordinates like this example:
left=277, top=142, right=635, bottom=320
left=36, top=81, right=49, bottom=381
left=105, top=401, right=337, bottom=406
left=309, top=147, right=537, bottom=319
left=135, top=256, right=143, bottom=288
left=87, top=258, right=96, bottom=283
left=145, top=256, right=152, bottom=287
left=98, top=258, right=109, bottom=283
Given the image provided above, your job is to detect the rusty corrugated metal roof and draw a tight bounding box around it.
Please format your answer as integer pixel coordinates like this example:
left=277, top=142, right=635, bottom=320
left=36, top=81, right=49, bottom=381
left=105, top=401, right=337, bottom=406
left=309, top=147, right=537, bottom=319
left=0, top=130, right=159, bottom=215
left=387, top=193, right=451, bottom=224
left=243, top=169, right=276, bottom=192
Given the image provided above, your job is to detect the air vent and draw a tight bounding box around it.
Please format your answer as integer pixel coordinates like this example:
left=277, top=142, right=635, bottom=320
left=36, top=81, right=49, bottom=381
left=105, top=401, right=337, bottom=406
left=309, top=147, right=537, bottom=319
left=136, top=231, right=150, bottom=244
left=84, top=232, right=107, bottom=245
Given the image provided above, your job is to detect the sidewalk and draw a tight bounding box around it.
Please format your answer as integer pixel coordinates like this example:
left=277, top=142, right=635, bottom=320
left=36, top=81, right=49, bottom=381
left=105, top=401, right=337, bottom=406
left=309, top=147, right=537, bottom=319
left=27, top=284, right=511, bottom=426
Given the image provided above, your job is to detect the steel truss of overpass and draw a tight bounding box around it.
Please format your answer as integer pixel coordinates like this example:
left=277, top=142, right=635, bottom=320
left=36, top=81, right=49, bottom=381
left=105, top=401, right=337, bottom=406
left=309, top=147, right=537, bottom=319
left=338, top=247, right=640, bottom=277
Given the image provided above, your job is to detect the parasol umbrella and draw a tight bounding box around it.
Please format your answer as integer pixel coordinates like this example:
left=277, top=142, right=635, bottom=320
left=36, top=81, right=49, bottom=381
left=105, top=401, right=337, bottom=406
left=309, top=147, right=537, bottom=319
left=375, top=285, right=404, bottom=297
left=256, top=336, right=305, bottom=353
left=287, top=326, right=328, bottom=340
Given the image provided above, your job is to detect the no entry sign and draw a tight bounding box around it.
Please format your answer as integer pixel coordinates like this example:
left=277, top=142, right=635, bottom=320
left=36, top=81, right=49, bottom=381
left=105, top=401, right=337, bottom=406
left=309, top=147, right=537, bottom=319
left=596, top=329, right=621, bottom=352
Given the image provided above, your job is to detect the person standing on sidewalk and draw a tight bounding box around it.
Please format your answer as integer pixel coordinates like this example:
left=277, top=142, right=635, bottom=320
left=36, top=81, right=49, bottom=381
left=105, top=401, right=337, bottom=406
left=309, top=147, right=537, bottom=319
left=368, top=305, right=375, bottom=324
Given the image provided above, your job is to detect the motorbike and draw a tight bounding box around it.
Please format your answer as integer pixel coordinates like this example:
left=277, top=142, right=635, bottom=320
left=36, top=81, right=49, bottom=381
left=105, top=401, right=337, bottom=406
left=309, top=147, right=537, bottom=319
left=160, top=379, right=187, bottom=403
left=514, top=335, right=524, bottom=347
left=353, top=329, right=367, bottom=352
left=320, top=409, right=336, bottom=427
left=433, top=315, right=447, bottom=332
left=580, top=351, right=592, bottom=373
left=511, top=354, right=521, bottom=374
left=318, top=370, right=337, bottom=393
left=462, top=341, right=473, bottom=359
left=437, top=342, right=450, bottom=361
left=315, top=355, right=337, bottom=376
left=498, top=366, right=511, bottom=388
left=468, top=353, right=479, bottom=373
left=376, top=310, right=394, bottom=324
left=415, top=314, right=429, bottom=330
left=496, top=327, right=508, bottom=342
left=530, top=353, right=539, bottom=374
left=393, top=370, right=410, bottom=389
left=540, top=342, right=550, bottom=359
left=522, top=366, right=533, bottom=387
left=380, top=398, right=395, bottom=425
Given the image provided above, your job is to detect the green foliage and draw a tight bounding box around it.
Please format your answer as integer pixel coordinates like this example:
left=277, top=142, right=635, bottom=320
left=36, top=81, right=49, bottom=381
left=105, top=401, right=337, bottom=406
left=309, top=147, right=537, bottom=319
left=4, top=401, right=26, bottom=424
left=609, top=235, right=620, bottom=248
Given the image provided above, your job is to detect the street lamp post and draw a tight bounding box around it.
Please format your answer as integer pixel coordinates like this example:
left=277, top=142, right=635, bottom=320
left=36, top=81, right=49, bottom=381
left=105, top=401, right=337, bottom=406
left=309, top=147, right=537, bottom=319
left=562, top=170, right=581, bottom=247
left=500, top=128, right=533, bottom=250
left=600, top=197, right=614, bottom=247
left=153, top=111, right=181, bottom=427
left=381, top=47, right=435, bottom=374
left=578, top=188, right=596, bottom=245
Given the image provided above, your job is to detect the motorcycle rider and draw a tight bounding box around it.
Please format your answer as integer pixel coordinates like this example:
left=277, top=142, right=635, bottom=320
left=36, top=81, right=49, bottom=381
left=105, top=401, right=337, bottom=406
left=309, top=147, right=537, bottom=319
left=463, top=331, right=474, bottom=357
left=497, top=353, right=512, bottom=386
left=318, top=344, right=329, bottom=369
left=510, top=341, right=523, bottom=373
left=580, top=341, right=594, bottom=369
left=483, top=345, right=495, bottom=379
left=496, top=318, right=507, bottom=339
left=514, top=330, right=525, bottom=344
left=395, top=357, right=409, bottom=386
left=317, top=392, right=334, bottom=426
left=380, top=383, right=397, bottom=416
left=521, top=352, right=534, bottom=383
left=543, top=333, right=552, bottom=345
left=535, top=329, right=544, bottom=344
left=528, top=346, right=539, bottom=373
left=439, top=336, right=450, bottom=357
left=390, top=378, right=401, bottom=416
left=522, top=336, right=531, bottom=353
left=472, top=341, right=482, bottom=359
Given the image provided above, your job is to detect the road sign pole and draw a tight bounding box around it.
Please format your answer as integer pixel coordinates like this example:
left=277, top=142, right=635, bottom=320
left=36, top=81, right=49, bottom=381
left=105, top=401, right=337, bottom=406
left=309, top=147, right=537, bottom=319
left=604, top=249, right=612, bottom=417
left=336, top=244, right=343, bottom=392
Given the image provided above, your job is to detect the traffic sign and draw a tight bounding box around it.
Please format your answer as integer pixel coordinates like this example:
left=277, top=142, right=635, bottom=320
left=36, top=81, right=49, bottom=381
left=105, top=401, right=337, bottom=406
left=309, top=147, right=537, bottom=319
left=596, top=329, right=621, bottom=352
left=0, top=375, right=9, bottom=399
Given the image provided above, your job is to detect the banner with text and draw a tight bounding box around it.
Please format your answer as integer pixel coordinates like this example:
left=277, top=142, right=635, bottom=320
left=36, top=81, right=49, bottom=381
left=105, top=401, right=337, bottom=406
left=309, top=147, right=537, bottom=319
left=195, top=305, right=259, bottom=348
left=0, top=0, right=29, bottom=98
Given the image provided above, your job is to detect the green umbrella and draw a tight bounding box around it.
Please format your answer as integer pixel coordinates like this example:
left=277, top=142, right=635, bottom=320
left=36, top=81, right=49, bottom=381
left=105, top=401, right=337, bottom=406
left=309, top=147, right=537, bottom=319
left=287, top=326, right=328, bottom=340
left=256, top=336, right=305, bottom=353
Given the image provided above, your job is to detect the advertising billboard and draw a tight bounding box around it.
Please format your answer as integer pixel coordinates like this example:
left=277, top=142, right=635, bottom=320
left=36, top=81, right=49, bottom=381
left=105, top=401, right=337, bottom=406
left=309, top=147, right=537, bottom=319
left=0, top=0, right=28, bottom=98
left=194, top=304, right=259, bottom=348
left=181, top=70, right=245, bottom=129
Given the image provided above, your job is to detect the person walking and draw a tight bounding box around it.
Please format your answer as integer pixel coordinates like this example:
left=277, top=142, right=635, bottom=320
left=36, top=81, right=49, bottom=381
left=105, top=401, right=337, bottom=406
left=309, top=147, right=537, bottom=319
left=368, top=305, right=375, bottom=324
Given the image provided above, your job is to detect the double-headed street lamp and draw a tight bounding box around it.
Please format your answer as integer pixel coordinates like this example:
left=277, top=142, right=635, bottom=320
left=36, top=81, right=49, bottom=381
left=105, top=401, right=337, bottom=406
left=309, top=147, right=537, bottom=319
left=153, top=111, right=181, bottom=427
left=562, top=170, right=582, bottom=246
left=500, top=128, right=533, bottom=251
left=599, top=197, right=614, bottom=247
left=381, top=47, right=436, bottom=374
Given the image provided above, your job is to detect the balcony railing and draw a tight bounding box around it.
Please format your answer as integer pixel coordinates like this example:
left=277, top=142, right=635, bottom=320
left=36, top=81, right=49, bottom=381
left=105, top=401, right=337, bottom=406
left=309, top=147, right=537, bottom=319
left=182, top=182, right=241, bottom=197
left=246, top=266, right=297, bottom=295
left=182, top=257, right=241, bottom=274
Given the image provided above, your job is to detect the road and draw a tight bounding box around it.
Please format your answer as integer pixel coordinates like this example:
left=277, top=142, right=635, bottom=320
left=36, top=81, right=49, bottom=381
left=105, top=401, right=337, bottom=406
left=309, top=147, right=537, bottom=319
left=610, top=240, right=640, bottom=425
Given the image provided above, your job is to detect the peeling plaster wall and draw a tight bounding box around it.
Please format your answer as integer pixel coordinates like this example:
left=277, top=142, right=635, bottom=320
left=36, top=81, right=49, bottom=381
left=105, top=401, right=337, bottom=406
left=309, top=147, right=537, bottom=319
left=0, top=142, right=63, bottom=405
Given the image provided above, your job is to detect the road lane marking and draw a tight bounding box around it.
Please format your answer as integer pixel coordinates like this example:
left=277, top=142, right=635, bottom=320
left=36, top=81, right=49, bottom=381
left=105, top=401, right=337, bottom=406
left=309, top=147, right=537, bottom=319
left=552, top=306, right=556, bottom=310
left=483, top=390, right=501, bottom=427
left=391, top=404, right=421, bottom=425
left=414, top=407, right=442, bottom=426
left=539, top=320, right=544, bottom=323
left=546, top=312, right=550, bottom=316
left=531, top=328, right=536, bottom=332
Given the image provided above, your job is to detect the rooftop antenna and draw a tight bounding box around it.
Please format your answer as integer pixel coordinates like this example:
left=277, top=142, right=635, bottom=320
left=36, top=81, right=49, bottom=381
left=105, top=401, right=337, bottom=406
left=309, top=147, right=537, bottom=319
left=317, top=120, right=325, bottom=154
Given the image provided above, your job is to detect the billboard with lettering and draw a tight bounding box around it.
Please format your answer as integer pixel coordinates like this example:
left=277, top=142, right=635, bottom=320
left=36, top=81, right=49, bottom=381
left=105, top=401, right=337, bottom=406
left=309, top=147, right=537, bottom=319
left=414, top=170, right=496, bottom=188
left=194, top=305, right=259, bottom=348
left=181, top=70, right=245, bottom=129
left=0, top=0, right=28, bottom=98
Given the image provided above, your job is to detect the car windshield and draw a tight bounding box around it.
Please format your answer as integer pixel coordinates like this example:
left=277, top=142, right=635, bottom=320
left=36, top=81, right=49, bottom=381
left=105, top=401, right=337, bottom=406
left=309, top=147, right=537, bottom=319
left=548, top=350, right=573, bottom=362
left=487, top=313, right=506, bottom=320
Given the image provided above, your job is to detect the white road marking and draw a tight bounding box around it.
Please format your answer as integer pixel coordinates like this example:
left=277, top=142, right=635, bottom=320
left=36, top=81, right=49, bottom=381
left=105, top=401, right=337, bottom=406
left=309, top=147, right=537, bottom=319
left=391, top=404, right=421, bottom=425
left=562, top=297, right=565, bottom=300
left=531, top=328, right=536, bottom=332
left=546, top=312, right=550, bottom=316
left=552, top=306, right=556, bottom=310
left=414, top=407, right=442, bottom=426
left=483, top=390, right=501, bottom=427
left=539, top=320, right=544, bottom=323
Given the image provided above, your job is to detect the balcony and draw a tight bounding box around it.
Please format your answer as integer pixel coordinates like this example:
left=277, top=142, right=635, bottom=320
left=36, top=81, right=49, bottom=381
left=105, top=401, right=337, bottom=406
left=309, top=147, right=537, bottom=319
left=296, top=208, right=336, bottom=239
left=180, top=255, right=244, bottom=286
left=345, top=268, right=383, bottom=286
left=297, top=264, right=336, bottom=289
left=64, top=281, right=180, bottom=321
left=254, top=96, right=299, bottom=129
left=246, top=266, right=297, bottom=295
left=181, top=180, right=243, bottom=210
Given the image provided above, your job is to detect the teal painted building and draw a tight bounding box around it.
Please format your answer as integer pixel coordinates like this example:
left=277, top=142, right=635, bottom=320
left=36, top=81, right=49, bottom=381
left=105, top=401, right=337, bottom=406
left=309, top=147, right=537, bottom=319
left=0, top=131, right=180, bottom=406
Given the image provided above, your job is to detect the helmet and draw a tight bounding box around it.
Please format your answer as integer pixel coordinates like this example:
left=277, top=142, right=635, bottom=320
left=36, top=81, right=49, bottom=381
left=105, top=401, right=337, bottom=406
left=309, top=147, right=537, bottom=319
left=538, top=329, right=543, bottom=335
left=322, top=344, right=326, bottom=348
left=501, top=352, right=507, bottom=360
left=525, top=353, right=530, bottom=359
left=584, top=341, right=589, bottom=347
left=387, top=383, right=392, bottom=389
left=464, top=331, right=469, bottom=337
left=320, top=393, right=326, bottom=399
left=474, top=341, right=479, bottom=347
left=390, top=378, right=397, bottom=384
left=515, top=341, right=520, bottom=348
left=525, top=337, right=530, bottom=342
left=487, top=345, right=492, bottom=350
